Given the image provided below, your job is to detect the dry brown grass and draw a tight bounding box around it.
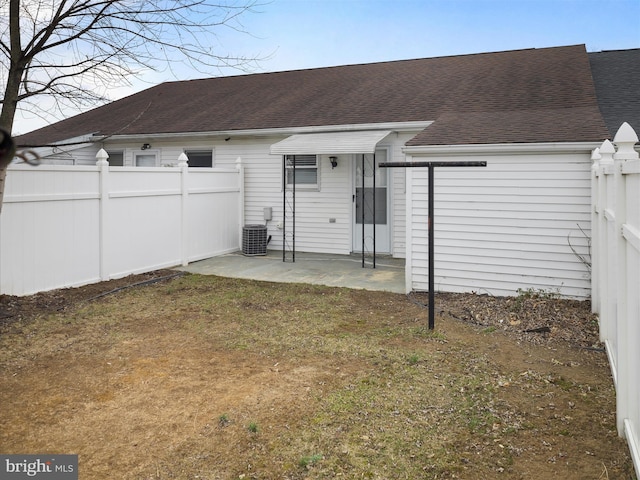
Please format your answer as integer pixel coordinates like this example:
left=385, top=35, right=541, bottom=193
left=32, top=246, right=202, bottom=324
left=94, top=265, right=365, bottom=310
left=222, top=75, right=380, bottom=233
left=0, top=273, right=635, bottom=479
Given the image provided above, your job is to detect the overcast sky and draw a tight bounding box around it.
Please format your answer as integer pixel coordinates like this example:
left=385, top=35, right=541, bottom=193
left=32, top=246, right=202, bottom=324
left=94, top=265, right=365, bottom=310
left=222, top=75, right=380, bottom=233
left=14, top=0, right=640, bottom=134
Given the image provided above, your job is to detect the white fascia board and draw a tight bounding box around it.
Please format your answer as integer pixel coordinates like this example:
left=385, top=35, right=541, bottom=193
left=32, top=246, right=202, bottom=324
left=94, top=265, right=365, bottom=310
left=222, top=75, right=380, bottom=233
left=403, top=141, right=603, bottom=156
left=105, top=121, right=434, bottom=141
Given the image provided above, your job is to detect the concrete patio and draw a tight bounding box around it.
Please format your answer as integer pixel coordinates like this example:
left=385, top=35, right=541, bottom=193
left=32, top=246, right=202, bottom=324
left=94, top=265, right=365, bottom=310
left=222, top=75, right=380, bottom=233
left=178, top=251, right=406, bottom=293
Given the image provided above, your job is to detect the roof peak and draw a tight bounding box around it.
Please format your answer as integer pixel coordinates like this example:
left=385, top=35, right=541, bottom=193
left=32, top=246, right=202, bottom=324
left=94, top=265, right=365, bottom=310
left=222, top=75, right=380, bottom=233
left=161, top=44, right=588, bottom=86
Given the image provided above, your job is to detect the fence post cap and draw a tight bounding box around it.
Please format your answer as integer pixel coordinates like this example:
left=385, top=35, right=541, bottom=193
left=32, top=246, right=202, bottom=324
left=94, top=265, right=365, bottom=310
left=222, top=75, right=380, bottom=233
left=96, top=148, right=109, bottom=166
left=613, top=122, right=639, bottom=144
left=599, top=140, right=616, bottom=163
left=613, top=122, right=639, bottom=159
left=177, top=152, right=189, bottom=167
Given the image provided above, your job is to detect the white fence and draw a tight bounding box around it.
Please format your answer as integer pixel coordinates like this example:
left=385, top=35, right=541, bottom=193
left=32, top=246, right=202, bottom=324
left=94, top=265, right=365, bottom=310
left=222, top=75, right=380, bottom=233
left=0, top=152, right=242, bottom=296
left=591, top=122, right=640, bottom=475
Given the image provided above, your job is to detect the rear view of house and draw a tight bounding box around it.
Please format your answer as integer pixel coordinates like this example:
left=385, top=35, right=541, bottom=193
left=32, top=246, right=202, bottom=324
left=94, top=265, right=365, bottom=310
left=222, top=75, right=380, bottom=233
left=10, top=44, right=626, bottom=298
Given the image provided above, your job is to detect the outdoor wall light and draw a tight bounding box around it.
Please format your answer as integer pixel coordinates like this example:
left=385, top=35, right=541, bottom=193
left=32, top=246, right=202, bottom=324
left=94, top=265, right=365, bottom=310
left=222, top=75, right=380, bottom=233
left=141, top=143, right=151, bottom=150
left=329, top=156, right=338, bottom=169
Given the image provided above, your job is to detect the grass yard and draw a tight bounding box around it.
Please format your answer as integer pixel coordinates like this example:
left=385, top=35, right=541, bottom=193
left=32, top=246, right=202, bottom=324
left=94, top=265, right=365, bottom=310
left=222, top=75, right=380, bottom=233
left=0, top=272, right=634, bottom=479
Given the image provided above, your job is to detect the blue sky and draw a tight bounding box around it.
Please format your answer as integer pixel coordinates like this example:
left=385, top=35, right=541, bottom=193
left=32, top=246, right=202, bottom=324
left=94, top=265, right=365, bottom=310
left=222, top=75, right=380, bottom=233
left=237, top=0, right=639, bottom=72
left=14, top=0, right=640, bottom=134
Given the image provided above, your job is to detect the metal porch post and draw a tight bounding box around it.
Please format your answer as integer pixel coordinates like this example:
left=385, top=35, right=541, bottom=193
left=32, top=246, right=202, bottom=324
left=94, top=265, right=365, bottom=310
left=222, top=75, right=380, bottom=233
left=282, top=155, right=296, bottom=263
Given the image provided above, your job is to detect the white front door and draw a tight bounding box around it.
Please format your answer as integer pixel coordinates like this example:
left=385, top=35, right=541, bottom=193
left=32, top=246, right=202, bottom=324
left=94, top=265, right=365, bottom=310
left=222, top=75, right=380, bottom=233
left=353, top=149, right=390, bottom=253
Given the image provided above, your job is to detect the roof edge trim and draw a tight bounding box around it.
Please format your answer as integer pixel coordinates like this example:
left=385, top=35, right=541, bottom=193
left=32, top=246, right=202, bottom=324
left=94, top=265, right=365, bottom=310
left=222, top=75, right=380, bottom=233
left=403, top=141, right=603, bottom=156
left=99, top=121, right=433, bottom=141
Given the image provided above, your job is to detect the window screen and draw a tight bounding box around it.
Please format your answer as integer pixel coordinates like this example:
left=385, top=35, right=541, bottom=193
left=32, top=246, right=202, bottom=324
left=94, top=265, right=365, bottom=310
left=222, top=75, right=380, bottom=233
left=285, top=155, right=318, bottom=186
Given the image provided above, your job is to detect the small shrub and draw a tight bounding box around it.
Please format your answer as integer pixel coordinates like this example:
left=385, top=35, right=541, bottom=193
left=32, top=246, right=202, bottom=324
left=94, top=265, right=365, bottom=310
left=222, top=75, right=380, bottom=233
left=407, top=354, right=420, bottom=365
left=218, top=414, right=230, bottom=427
left=298, top=454, right=323, bottom=469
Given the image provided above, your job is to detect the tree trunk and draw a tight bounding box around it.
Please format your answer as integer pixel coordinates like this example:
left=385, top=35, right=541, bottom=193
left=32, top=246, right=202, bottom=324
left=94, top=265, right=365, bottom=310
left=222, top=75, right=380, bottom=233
left=0, top=0, right=25, bottom=213
left=1, top=0, right=23, bottom=133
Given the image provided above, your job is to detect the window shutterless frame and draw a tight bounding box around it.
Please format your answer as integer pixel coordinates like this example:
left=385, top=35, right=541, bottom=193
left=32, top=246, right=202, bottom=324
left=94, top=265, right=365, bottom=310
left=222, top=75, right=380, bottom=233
left=184, top=149, right=214, bottom=167
left=105, top=150, right=124, bottom=166
left=284, top=154, right=318, bottom=189
left=134, top=151, right=159, bottom=167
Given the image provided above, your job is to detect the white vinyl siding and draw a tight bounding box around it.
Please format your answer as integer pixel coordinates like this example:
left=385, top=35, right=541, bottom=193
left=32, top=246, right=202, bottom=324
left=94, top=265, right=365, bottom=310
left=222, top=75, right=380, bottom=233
left=406, top=153, right=593, bottom=298
left=388, top=134, right=415, bottom=258
left=214, top=139, right=353, bottom=254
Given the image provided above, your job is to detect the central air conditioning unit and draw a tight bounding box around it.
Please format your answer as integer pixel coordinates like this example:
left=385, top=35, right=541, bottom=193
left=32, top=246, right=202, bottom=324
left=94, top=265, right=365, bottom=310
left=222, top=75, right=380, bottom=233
left=242, top=224, right=268, bottom=256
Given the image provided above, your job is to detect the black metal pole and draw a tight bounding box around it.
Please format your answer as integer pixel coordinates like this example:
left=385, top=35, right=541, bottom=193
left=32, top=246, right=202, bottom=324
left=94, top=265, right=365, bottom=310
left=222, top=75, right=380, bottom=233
left=428, top=165, right=435, bottom=330
left=292, top=155, right=296, bottom=262
left=282, top=156, right=286, bottom=262
left=378, top=160, right=486, bottom=330
left=361, top=154, right=365, bottom=268
left=372, top=152, right=376, bottom=268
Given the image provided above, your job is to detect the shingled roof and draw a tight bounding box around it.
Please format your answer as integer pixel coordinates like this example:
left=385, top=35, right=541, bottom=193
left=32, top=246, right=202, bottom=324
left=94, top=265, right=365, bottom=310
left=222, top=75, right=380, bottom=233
left=16, top=44, right=609, bottom=148
left=588, top=48, right=640, bottom=137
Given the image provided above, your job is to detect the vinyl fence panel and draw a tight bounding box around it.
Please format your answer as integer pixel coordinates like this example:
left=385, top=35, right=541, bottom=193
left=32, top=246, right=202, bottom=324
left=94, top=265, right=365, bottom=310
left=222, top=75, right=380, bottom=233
left=0, top=156, right=241, bottom=296
left=592, top=123, right=640, bottom=478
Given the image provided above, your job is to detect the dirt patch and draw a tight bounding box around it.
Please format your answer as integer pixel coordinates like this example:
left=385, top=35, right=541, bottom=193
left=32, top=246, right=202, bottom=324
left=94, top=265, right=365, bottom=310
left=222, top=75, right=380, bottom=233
left=0, top=273, right=634, bottom=479
left=412, top=290, right=602, bottom=349
left=0, top=270, right=180, bottom=327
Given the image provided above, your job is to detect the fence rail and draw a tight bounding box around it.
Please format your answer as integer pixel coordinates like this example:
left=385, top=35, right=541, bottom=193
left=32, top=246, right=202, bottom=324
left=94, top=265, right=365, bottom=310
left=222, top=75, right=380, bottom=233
left=591, top=122, right=640, bottom=477
left=0, top=151, right=243, bottom=296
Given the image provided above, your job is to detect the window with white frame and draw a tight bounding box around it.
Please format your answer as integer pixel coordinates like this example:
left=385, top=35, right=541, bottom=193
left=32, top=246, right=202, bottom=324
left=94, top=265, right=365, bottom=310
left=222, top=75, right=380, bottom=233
left=134, top=152, right=158, bottom=167
left=184, top=150, right=213, bottom=168
left=284, top=155, right=318, bottom=188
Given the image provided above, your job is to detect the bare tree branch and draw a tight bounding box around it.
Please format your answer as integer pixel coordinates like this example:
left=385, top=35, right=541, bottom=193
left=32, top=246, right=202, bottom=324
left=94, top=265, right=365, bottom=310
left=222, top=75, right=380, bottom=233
left=0, top=0, right=265, bottom=132
left=0, top=0, right=266, bottom=212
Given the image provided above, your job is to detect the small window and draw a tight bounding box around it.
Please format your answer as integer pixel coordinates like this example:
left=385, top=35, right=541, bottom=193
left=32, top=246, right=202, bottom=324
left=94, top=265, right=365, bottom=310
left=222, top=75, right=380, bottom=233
left=285, top=155, right=318, bottom=187
left=184, top=150, right=213, bottom=168
left=135, top=152, right=157, bottom=167
left=106, top=150, right=124, bottom=166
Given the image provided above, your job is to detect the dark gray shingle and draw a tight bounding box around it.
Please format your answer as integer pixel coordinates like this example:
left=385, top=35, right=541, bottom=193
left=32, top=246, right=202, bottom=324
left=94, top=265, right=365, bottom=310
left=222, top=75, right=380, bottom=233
left=16, top=44, right=609, bottom=148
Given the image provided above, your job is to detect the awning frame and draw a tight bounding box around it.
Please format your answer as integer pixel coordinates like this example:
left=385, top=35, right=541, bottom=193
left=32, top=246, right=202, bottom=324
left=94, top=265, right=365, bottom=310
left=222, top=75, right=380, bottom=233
left=276, top=131, right=391, bottom=267
left=270, top=130, right=391, bottom=155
